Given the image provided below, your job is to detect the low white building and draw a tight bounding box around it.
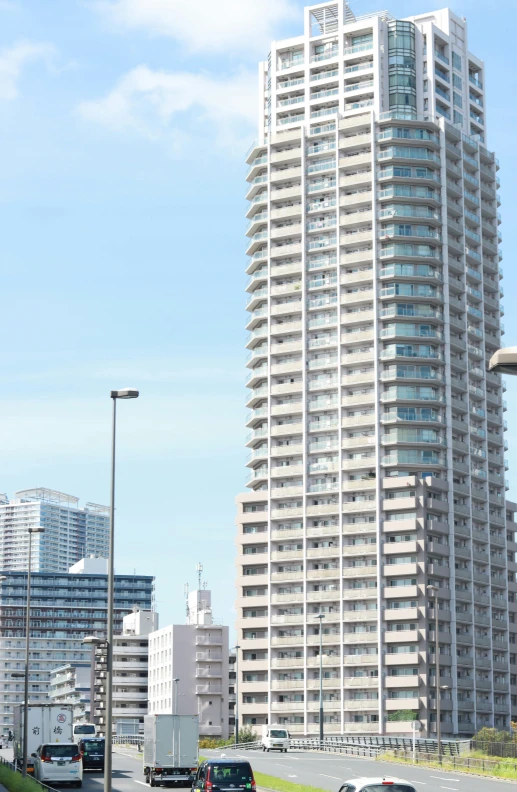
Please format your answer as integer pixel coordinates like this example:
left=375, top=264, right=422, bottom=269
left=148, top=590, right=230, bottom=739
left=49, top=662, right=91, bottom=723
left=93, top=608, right=158, bottom=736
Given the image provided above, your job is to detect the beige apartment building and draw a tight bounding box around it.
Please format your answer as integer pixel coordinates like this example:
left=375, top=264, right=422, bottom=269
left=236, top=0, right=517, bottom=737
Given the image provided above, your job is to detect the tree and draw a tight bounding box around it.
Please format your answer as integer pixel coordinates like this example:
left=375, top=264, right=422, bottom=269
left=387, top=710, right=418, bottom=722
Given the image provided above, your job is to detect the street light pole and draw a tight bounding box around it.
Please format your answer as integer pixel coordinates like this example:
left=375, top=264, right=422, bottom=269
left=427, top=585, right=441, bottom=761
left=22, top=528, right=42, bottom=777
left=173, top=679, right=180, bottom=715
left=316, top=613, right=325, bottom=744
left=105, top=389, right=139, bottom=792
left=234, top=645, right=240, bottom=745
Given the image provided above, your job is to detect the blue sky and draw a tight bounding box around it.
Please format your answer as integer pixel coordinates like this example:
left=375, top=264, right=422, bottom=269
left=0, top=0, right=516, bottom=632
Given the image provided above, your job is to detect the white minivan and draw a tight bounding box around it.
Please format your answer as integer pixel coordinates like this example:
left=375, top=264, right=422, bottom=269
left=261, top=725, right=290, bottom=752
left=32, top=742, right=83, bottom=787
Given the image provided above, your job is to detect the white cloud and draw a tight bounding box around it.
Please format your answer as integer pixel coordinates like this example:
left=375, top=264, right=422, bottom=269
left=76, top=65, right=257, bottom=148
left=0, top=39, right=55, bottom=102
left=93, top=0, right=297, bottom=54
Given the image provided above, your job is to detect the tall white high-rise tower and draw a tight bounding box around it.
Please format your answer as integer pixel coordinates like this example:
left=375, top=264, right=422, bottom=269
left=236, top=1, right=517, bottom=738
left=0, top=488, right=109, bottom=572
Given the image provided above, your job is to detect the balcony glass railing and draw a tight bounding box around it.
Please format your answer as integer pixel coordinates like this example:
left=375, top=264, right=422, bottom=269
left=470, top=111, right=484, bottom=125
left=435, top=67, right=450, bottom=84
left=434, top=50, right=450, bottom=65
left=345, top=61, right=373, bottom=75
left=278, top=114, right=305, bottom=125
left=307, top=142, right=336, bottom=156
left=344, top=81, right=374, bottom=93
left=435, top=104, right=451, bottom=120
left=307, top=198, right=336, bottom=212
left=307, top=218, right=336, bottom=232
left=311, top=69, right=339, bottom=82
left=344, top=42, right=373, bottom=56
left=311, top=106, right=339, bottom=119
left=464, top=172, right=479, bottom=187
left=307, top=159, right=336, bottom=174
left=470, top=93, right=483, bottom=108
left=279, top=77, right=305, bottom=90
left=464, top=190, right=479, bottom=205
left=311, top=49, right=339, bottom=63
left=280, top=57, right=304, bottom=71
left=278, top=95, right=305, bottom=108
left=308, top=254, right=337, bottom=270
left=469, top=74, right=483, bottom=89
left=435, top=86, right=450, bottom=101
left=347, top=99, right=374, bottom=110
left=311, top=88, right=339, bottom=101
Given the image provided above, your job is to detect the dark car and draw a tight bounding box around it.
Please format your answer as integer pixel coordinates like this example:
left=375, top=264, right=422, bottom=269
left=78, top=737, right=105, bottom=771
left=192, top=759, right=255, bottom=792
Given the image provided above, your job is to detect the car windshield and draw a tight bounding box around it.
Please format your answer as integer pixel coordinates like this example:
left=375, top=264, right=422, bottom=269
left=75, top=725, right=95, bottom=734
left=210, top=764, right=253, bottom=784
left=42, top=745, right=78, bottom=759
left=270, top=730, right=288, bottom=738
left=82, top=741, right=104, bottom=754
left=363, top=786, right=416, bottom=792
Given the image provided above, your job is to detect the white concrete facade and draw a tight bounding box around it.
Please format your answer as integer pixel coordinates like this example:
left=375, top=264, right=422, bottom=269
left=148, top=590, right=230, bottom=739
left=237, top=0, right=517, bottom=737
left=0, top=489, right=109, bottom=573
left=92, top=609, right=157, bottom=736
left=49, top=662, right=91, bottom=723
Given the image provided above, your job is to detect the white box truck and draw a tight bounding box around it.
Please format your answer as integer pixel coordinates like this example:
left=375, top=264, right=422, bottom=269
left=13, top=704, right=74, bottom=773
left=143, top=715, right=198, bottom=787
left=261, top=725, right=290, bottom=753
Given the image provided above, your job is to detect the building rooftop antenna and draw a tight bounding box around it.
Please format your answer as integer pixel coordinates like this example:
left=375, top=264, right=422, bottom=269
left=196, top=563, right=203, bottom=622
left=184, top=582, right=190, bottom=623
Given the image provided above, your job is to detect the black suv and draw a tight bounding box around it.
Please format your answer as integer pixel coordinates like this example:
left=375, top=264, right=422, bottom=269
left=78, top=737, right=105, bottom=771
left=192, top=759, right=255, bottom=792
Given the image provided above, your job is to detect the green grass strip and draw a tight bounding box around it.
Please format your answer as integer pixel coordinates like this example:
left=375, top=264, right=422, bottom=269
left=380, top=753, right=517, bottom=780
left=0, top=764, right=45, bottom=792
left=254, top=770, right=328, bottom=792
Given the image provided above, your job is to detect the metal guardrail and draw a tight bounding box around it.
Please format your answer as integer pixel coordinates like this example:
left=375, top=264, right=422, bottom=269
left=112, top=736, right=142, bottom=745
left=228, top=736, right=465, bottom=757
left=471, top=739, right=517, bottom=758
left=229, top=739, right=381, bottom=757
left=0, top=753, right=58, bottom=792
left=389, top=748, right=517, bottom=773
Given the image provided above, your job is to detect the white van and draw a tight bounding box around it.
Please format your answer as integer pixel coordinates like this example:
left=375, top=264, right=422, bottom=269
left=32, top=743, right=83, bottom=788
left=73, top=723, right=97, bottom=742
left=261, top=725, right=290, bottom=752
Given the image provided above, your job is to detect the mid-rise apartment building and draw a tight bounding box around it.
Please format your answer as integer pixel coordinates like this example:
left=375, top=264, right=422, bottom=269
left=237, top=0, right=517, bottom=737
left=49, top=662, right=91, bottom=723
left=92, top=608, right=157, bottom=736
left=0, top=489, right=109, bottom=572
left=148, top=589, right=230, bottom=739
left=0, top=557, right=154, bottom=730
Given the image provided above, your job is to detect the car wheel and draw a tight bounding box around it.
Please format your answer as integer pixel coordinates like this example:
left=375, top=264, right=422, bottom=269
left=150, top=775, right=156, bottom=787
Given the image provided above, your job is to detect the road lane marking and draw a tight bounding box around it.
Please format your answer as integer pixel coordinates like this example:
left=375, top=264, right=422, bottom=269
left=134, top=781, right=148, bottom=787
left=320, top=774, right=341, bottom=780
left=431, top=777, right=460, bottom=781
left=440, top=787, right=458, bottom=790
left=288, top=775, right=298, bottom=778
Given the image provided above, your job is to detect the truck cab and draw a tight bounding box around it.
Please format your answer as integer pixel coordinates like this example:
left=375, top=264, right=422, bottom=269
left=261, top=726, right=290, bottom=753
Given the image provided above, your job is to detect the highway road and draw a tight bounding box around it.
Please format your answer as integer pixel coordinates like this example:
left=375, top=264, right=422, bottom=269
left=204, top=747, right=513, bottom=792
left=0, top=746, right=145, bottom=792
left=0, top=745, right=512, bottom=792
